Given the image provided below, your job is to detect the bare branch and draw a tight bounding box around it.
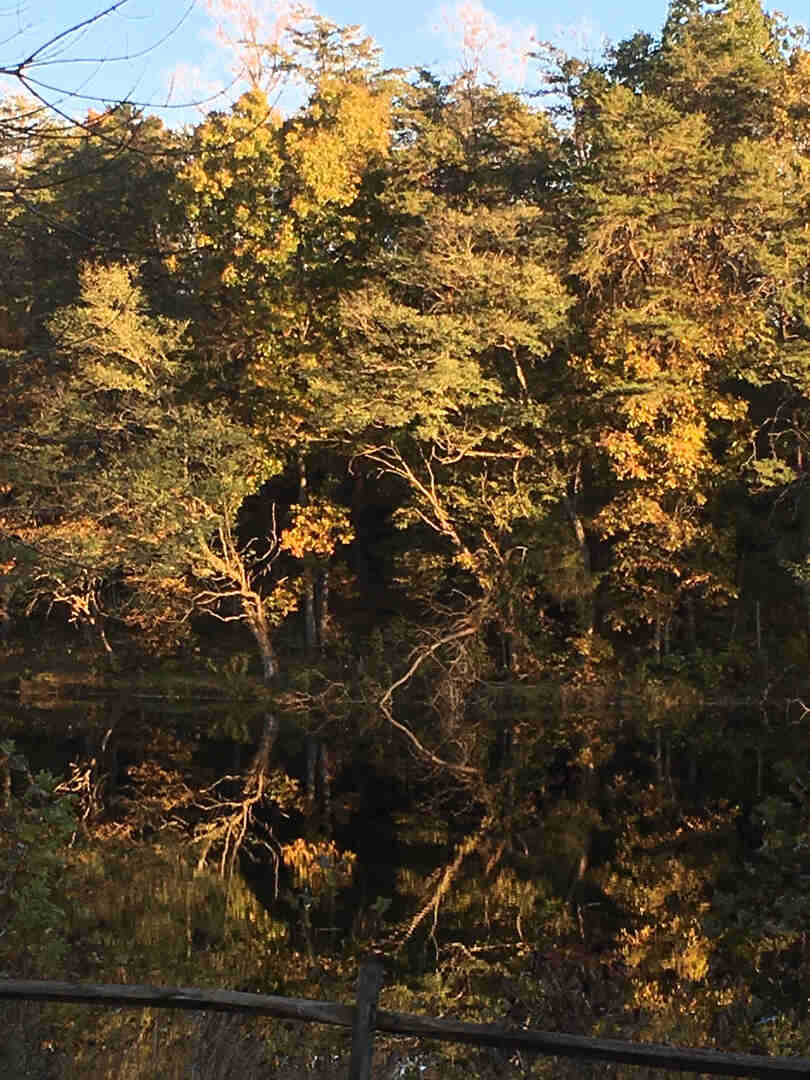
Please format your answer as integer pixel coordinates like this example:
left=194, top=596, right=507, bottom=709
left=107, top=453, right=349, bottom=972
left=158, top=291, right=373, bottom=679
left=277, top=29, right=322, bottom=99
left=7, top=1, right=131, bottom=74
left=378, top=621, right=481, bottom=776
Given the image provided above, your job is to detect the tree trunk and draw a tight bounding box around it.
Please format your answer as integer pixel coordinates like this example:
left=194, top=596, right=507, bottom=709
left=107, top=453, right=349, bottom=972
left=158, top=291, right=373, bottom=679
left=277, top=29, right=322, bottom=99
left=303, top=573, right=317, bottom=651
left=259, top=639, right=278, bottom=682
left=297, top=455, right=321, bottom=653
left=686, top=595, right=697, bottom=650
left=248, top=605, right=278, bottom=682
left=318, top=742, right=332, bottom=826
left=315, top=569, right=329, bottom=647
left=502, top=631, right=513, bottom=672
left=565, top=462, right=594, bottom=635
left=306, top=736, right=319, bottom=809
left=654, top=603, right=662, bottom=662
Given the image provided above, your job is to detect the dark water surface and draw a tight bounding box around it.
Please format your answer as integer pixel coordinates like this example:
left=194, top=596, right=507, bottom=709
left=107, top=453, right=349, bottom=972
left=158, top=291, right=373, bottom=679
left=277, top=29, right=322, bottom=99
left=0, top=688, right=423, bottom=946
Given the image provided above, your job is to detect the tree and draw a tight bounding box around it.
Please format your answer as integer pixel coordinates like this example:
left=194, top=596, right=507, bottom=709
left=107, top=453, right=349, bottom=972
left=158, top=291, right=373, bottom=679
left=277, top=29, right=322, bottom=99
left=3, top=262, right=290, bottom=677
left=565, top=0, right=810, bottom=659
left=171, top=17, right=393, bottom=651
left=0, top=103, right=181, bottom=349
left=313, top=70, right=579, bottom=781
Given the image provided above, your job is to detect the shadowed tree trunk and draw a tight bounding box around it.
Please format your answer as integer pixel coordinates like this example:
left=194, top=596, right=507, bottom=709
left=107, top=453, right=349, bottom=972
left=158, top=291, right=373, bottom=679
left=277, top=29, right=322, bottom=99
left=306, top=735, right=319, bottom=809
left=296, top=456, right=320, bottom=652
left=315, top=568, right=329, bottom=647
left=304, top=736, right=333, bottom=825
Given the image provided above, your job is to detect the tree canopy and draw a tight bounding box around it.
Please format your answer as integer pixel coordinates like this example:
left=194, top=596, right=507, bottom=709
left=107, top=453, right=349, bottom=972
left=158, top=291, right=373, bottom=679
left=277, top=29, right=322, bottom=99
left=5, top=2, right=810, bottom=1072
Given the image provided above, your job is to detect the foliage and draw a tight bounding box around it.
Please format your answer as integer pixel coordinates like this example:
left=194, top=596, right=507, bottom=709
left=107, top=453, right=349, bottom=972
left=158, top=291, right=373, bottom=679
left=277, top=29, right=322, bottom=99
left=6, top=1, right=810, bottom=1074
left=0, top=741, right=76, bottom=978
left=5, top=261, right=286, bottom=672
left=0, top=743, right=76, bottom=1079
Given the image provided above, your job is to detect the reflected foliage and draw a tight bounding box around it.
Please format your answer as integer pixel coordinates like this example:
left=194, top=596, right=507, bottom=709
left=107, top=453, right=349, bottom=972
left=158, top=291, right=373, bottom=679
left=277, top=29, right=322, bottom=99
left=4, top=0, right=810, bottom=1076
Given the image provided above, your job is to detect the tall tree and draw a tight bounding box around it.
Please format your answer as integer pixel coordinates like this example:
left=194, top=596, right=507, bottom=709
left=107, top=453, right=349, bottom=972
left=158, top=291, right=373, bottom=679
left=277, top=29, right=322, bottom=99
left=567, top=0, right=810, bottom=659
left=171, top=16, right=393, bottom=652
left=317, top=70, right=576, bottom=771
left=3, top=263, right=288, bottom=676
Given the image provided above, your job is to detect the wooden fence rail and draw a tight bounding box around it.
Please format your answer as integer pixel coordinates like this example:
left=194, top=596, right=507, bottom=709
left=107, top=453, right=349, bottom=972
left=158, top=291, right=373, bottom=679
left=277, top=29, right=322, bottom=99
left=1, top=965, right=810, bottom=1079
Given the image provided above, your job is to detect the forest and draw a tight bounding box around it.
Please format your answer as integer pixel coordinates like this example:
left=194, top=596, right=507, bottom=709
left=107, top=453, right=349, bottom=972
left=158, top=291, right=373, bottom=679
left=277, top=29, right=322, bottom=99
left=3, top=0, right=810, bottom=1075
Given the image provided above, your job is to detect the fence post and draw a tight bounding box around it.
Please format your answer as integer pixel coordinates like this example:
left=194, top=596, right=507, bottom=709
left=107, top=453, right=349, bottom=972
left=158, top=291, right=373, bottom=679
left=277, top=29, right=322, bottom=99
left=349, top=957, right=385, bottom=1080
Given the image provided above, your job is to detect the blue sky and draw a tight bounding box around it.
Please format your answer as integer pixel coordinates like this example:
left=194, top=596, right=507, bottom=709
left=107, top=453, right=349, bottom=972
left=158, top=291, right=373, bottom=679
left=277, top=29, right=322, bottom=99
left=1, top=0, right=808, bottom=126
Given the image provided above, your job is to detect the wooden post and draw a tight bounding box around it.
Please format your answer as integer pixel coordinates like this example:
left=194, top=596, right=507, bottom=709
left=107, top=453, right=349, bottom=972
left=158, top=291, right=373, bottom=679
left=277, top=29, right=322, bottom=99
left=349, top=958, right=385, bottom=1080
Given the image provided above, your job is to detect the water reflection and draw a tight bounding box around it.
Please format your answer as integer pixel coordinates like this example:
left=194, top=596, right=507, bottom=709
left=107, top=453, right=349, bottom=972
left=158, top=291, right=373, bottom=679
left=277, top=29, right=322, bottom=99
left=1, top=679, right=803, bottom=1077
left=0, top=687, right=405, bottom=955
